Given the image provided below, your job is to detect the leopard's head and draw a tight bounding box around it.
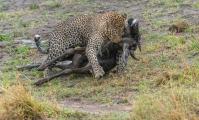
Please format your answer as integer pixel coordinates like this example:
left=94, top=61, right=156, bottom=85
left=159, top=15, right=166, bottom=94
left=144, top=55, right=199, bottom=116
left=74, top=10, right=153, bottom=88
left=104, top=12, right=127, bottom=43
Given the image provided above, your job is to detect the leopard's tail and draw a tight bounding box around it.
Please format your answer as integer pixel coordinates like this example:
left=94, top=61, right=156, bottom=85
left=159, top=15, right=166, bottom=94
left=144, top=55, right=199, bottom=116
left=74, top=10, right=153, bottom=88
left=34, top=34, right=49, bottom=54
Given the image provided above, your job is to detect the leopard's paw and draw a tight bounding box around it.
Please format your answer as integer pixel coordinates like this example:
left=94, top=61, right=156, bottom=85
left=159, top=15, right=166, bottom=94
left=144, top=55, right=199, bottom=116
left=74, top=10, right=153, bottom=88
left=94, top=68, right=105, bottom=79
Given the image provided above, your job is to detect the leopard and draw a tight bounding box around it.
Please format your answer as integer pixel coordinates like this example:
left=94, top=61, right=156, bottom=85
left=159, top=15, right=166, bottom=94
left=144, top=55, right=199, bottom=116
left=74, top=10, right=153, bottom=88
left=35, top=11, right=127, bottom=79
left=35, top=17, right=141, bottom=77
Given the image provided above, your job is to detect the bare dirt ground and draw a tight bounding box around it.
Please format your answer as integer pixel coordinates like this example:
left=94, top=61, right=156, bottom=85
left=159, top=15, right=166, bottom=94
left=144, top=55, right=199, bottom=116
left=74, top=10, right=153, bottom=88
left=60, top=99, right=132, bottom=114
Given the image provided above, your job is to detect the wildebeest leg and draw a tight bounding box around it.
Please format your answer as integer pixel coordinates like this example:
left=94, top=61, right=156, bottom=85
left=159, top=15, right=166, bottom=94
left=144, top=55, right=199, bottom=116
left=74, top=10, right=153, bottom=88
left=54, top=62, right=73, bottom=70
left=72, top=54, right=87, bottom=68
left=34, top=69, right=73, bottom=86
left=34, top=63, right=91, bottom=86
left=17, top=62, right=73, bottom=71
left=17, top=47, right=85, bottom=71
left=34, top=57, right=117, bottom=86
left=17, top=64, right=41, bottom=71
left=34, top=54, right=89, bottom=86
left=38, top=47, right=85, bottom=71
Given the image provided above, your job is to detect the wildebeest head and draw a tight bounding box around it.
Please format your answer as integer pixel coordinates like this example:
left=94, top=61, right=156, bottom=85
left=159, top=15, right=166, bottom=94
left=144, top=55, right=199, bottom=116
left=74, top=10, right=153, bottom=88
left=121, top=18, right=141, bottom=63
left=127, top=18, right=141, bottom=51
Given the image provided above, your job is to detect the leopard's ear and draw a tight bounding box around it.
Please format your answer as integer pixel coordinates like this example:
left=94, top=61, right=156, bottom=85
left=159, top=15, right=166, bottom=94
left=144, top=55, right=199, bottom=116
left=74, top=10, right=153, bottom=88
left=121, top=12, right=127, bottom=19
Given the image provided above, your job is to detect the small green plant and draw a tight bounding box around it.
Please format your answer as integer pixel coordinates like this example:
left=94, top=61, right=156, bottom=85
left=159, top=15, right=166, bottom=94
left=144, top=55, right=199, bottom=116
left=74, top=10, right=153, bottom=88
left=13, top=29, right=24, bottom=38
left=29, top=3, right=40, bottom=10
left=161, top=35, right=186, bottom=48
left=15, top=46, right=31, bottom=55
left=151, top=0, right=183, bottom=7
left=189, top=37, right=199, bottom=51
left=0, top=1, right=6, bottom=12
left=193, top=1, right=199, bottom=9
left=19, top=21, right=29, bottom=28
left=0, top=34, right=12, bottom=41
left=46, top=1, right=62, bottom=9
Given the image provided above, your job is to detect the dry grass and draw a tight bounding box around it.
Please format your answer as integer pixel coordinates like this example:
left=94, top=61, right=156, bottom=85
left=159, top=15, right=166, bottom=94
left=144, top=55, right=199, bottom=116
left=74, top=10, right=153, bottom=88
left=0, top=82, right=93, bottom=120
left=130, top=87, right=199, bottom=120
left=0, top=84, right=57, bottom=120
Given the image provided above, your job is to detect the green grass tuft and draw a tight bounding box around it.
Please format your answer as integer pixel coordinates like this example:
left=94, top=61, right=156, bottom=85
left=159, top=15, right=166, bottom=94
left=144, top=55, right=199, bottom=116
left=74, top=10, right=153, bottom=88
left=29, top=3, right=40, bottom=10
left=189, top=36, right=199, bottom=51
left=193, top=1, right=199, bottom=9
left=0, top=34, right=12, bottom=41
left=45, top=1, right=62, bottom=9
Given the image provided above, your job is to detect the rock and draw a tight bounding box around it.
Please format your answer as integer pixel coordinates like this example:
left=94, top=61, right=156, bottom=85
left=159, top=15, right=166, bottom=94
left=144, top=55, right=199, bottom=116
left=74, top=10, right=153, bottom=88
left=14, top=39, right=37, bottom=48
left=113, top=98, right=129, bottom=104
left=0, top=41, right=9, bottom=48
left=168, top=21, right=189, bottom=33
left=14, top=39, right=33, bottom=44
left=0, top=87, right=3, bottom=94
left=0, top=55, right=3, bottom=59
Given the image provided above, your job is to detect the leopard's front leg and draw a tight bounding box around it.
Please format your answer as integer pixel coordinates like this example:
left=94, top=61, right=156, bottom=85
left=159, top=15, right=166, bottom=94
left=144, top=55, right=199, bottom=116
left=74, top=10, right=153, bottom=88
left=86, top=35, right=105, bottom=79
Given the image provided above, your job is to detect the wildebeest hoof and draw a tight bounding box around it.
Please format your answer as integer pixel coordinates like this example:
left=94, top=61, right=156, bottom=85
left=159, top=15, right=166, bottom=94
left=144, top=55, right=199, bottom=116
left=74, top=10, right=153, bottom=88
left=43, top=68, right=54, bottom=77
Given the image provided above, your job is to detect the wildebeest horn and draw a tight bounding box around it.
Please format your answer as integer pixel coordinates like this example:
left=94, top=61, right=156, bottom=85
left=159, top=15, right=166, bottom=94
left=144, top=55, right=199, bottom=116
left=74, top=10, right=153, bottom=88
left=138, top=42, right=141, bottom=52
left=130, top=51, right=139, bottom=61
left=131, top=19, right=138, bottom=26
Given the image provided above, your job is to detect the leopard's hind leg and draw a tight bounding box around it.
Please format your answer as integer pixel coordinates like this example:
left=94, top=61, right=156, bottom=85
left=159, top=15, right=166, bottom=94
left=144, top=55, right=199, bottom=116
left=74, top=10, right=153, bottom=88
left=38, top=32, right=81, bottom=77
